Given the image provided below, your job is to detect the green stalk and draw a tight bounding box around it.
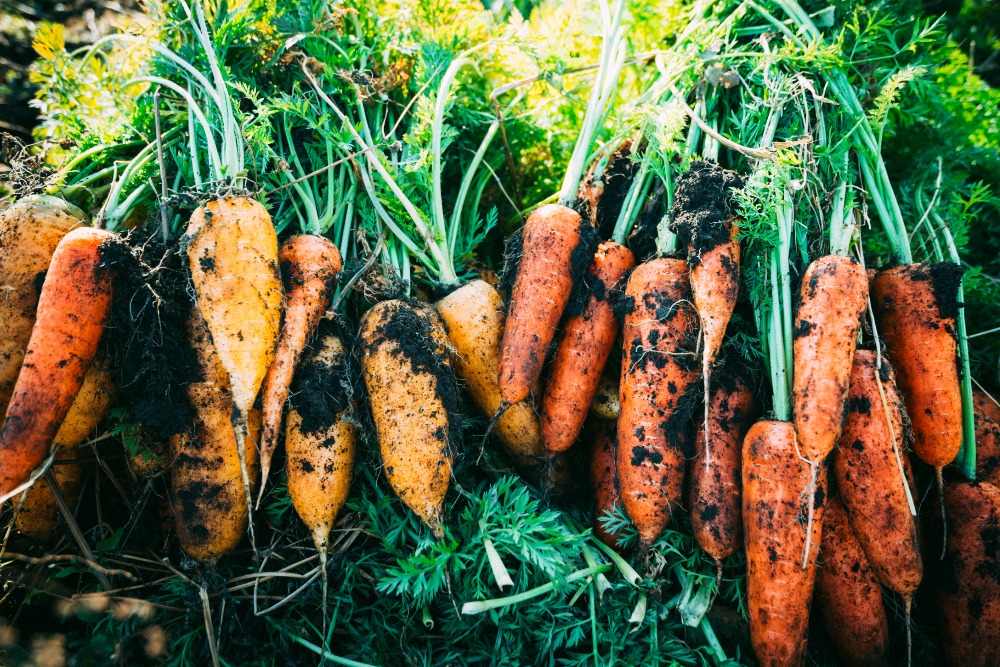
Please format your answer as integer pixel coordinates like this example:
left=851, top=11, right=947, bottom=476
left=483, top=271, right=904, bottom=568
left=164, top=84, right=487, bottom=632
left=558, top=0, right=627, bottom=206
left=450, top=122, right=500, bottom=254
left=460, top=563, right=611, bottom=615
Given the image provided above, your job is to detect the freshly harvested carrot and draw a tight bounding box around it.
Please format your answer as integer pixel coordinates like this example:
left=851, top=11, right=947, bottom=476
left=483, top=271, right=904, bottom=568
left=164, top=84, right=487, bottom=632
left=0, top=195, right=84, bottom=414
left=670, top=161, right=744, bottom=463
left=792, top=255, right=868, bottom=463
left=814, top=498, right=889, bottom=667
left=743, top=420, right=826, bottom=667
left=498, top=204, right=588, bottom=406
left=186, top=197, right=282, bottom=528
left=257, top=234, right=342, bottom=505
left=833, top=350, right=922, bottom=598
left=171, top=308, right=261, bottom=563
left=871, top=263, right=964, bottom=470
left=936, top=481, right=1000, bottom=667
left=689, top=375, right=756, bottom=567
left=616, top=258, right=700, bottom=550
left=436, top=280, right=543, bottom=459
left=542, top=241, right=635, bottom=454
left=360, top=300, right=461, bottom=537
left=286, top=324, right=355, bottom=620
left=589, top=361, right=621, bottom=420
left=0, top=226, right=114, bottom=498
left=14, top=356, right=114, bottom=541
left=588, top=417, right=621, bottom=551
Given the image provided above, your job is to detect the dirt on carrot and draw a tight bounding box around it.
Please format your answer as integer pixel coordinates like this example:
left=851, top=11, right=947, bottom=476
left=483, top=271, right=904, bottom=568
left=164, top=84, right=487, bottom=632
left=99, top=230, right=199, bottom=440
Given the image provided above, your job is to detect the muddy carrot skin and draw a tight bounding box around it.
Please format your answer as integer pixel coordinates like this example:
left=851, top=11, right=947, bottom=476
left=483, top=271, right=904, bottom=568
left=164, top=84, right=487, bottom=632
left=542, top=241, right=634, bottom=454
left=936, top=481, right=1000, bottom=667
left=871, top=263, right=964, bottom=470
left=815, top=498, right=889, bottom=667
left=743, top=420, right=826, bottom=667
left=258, top=234, right=342, bottom=502
left=689, top=376, right=756, bottom=564
left=616, top=258, right=700, bottom=549
left=792, top=255, right=869, bottom=463
left=498, top=204, right=587, bottom=406
left=0, top=227, right=114, bottom=497
left=588, top=417, right=622, bottom=551
left=0, top=195, right=84, bottom=414
left=833, top=350, right=922, bottom=597
left=436, top=280, right=543, bottom=459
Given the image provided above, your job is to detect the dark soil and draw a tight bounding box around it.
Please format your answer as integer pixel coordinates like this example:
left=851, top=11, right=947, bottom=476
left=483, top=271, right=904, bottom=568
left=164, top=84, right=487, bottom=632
left=99, top=229, right=199, bottom=440
left=669, top=160, right=743, bottom=265
left=625, top=181, right=667, bottom=262
left=564, top=219, right=601, bottom=318
left=289, top=316, right=357, bottom=434
left=927, top=261, right=965, bottom=321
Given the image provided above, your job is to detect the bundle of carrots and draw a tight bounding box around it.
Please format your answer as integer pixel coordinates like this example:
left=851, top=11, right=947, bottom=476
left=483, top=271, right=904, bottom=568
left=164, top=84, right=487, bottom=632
left=3, top=0, right=1000, bottom=665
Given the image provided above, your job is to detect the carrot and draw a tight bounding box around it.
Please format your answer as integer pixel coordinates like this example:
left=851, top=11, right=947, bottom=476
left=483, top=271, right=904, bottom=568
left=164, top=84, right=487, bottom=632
left=670, top=161, right=744, bottom=464
left=814, top=497, right=889, bottom=667
left=743, top=420, right=826, bottom=667
left=588, top=417, right=621, bottom=551
left=616, top=258, right=700, bottom=550
left=285, top=323, right=355, bottom=624
left=436, top=280, right=543, bottom=459
left=542, top=241, right=634, bottom=454
left=185, top=196, right=282, bottom=537
left=833, top=350, right=922, bottom=598
left=171, top=308, right=261, bottom=563
left=871, top=262, right=964, bottom=470
left=14, top=356, right=114, bottom=541
left=936, top=481, right=1000, bottom=667
left=590, top=359, right=621, bottom=420
left=498, top=203, right=589, bottom=406
left=0, top=226, right=114, bottom=498
left=257, top=234, right=342, bottom=505
left=974, top=389, right=1000, bottom=424
left=0, top=195, right=85, bottom=414
left=360, top=300, right=461, bottom=537
left=975, top=400, right=1000, bottom=486
left=792, top=255, right=868, bottom=463
left=689, top=375, right=756, bottom=568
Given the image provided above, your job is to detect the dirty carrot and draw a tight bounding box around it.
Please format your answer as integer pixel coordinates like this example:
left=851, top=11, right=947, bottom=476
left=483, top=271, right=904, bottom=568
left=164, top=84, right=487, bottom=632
left=0, top=226, right=114, bottom=498
left=258, top=234, right=342, bottom=506
left=542, top=241, right=634, bottom=454
left=616, top=258, right=700, bottom=551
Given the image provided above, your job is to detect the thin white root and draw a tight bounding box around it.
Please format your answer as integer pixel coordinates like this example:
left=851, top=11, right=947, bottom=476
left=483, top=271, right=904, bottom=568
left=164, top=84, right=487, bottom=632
left=233, top=413, right=256, bottom=553
left=938, top=467, right=947, bottom=561
left=802, top=462, right=819, bottom=570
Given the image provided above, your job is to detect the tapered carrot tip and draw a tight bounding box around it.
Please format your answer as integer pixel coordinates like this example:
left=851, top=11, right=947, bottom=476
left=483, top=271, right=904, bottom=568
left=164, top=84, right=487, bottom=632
left=792, top=254, right=868, bottom=463
left=498, top=203, right=585, bottom=406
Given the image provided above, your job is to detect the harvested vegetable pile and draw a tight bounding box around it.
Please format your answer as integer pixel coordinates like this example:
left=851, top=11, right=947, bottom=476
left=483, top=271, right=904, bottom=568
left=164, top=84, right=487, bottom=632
left=2, top=0, right=1000, bottom=665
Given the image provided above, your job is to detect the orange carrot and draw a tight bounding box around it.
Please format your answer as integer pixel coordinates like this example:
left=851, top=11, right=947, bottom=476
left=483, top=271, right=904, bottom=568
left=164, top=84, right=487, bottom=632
left=616, top=258, right=700, bottom=550
left=974, top=389, right=1000, bottom=424
left=833, top=350, right=922, bottom=599
left=975, top=401, right=1000, bottom=486
left=542, top=241, right=634, bottom=454
left=689, top=375, right=756, bottom=567
left=814, top=498, right=889, bottom=667
left=498, top=204, right=588, bottom=406
left=792, top=255, right=869, bottom=463
left=871, top=263, right=964, bottom=470
left=0, top=227, right=114, bottom=498
left=743, top=420, right=826, bottom=667
left=670, top=162, right=744, bottom=464
left=588, top=417, right=622, bottom=551
left=257, top=234, right=342, bottom=504
left=0, top=195, right=84, bottom=414
left=936, top=481, right=1000, bottom=667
